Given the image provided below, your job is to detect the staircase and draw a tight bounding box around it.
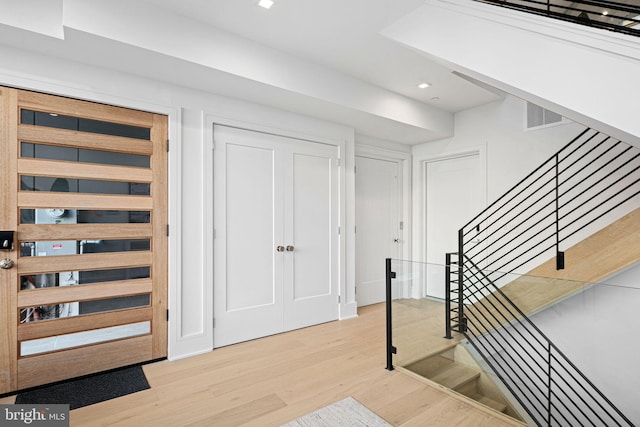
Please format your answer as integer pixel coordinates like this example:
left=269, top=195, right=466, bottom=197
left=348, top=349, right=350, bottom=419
left=444, top=128, right=639, bottom=426
left=403, top=344, right=521, bottom=419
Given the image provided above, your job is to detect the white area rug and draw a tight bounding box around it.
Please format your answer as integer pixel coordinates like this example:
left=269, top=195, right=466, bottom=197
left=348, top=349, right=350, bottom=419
left=282, top=396, right=391, bottom=427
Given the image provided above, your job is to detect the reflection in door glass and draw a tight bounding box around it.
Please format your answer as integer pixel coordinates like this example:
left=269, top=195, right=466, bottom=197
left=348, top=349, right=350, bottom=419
left=20, top=209, right=151, bottom=224
left=20, top=267, right=150, bottom=291
left=20, top=109, right=151, bottom=140
left=21, top=239, right=150, bottom=257
left=21, top=142, right=151, bottom=168
left=19, top=294, right=150, bottom=324
left=20, top=321, right=151, bottom=356
left=20, top=176, right=150, bottom=196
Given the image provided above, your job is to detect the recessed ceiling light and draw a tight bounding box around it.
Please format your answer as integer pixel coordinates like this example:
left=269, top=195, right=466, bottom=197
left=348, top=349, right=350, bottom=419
left=258, top=0, right=274, bottom=9
left=418, top=82, right=431, bottom=89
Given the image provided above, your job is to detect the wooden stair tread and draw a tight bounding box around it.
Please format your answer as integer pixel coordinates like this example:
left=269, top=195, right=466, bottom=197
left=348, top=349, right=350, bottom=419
left=404, top=355, right=453, bottom=379
left=430, top=363, right=480, bottom=391
left=470, top=207, right=640, bottom=325
left=401, top=354, right=515, bottom=420
left=475, top=394, right=508, bottom=413
left=404, top=356, right=480, bottom=391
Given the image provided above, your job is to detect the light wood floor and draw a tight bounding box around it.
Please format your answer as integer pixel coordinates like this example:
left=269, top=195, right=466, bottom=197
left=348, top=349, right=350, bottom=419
left=0, top=303, right=522, bottom=426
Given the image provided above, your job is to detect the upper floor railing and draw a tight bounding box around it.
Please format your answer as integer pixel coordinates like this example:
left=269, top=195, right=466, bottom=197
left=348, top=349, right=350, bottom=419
left=474, top=0, right=640, bottom=37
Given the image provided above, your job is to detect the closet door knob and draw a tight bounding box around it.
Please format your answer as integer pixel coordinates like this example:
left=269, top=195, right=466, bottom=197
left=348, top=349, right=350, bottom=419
left=286, top=245, right=295, bottom=252
left=276, top=246, right=285, bottom=252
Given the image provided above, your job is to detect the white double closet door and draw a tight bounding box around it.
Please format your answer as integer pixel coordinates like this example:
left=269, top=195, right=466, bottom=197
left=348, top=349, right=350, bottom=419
left=213, top=126, right=340, bottom=347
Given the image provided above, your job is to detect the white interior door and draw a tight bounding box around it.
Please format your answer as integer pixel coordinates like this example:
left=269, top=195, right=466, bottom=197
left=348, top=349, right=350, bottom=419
left=425, top=153, right=482, bottom=299
left=213, top=128, right=284, bottom=347
left=283, top=142, right=339, bottom=330
left=213, top=126, right=339, bottom=347
left=355, top=156, right=401, bottom=307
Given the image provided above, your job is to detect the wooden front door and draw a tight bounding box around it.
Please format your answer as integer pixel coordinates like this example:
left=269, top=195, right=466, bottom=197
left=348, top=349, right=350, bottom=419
left=0, top=87, right=168, bottom=393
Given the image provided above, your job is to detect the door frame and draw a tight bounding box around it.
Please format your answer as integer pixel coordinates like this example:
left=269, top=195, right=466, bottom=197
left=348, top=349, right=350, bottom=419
left=414, top=145, right=487, bottom=298
left=0, top=74, right=182, bottom=360
left=206, top=115, right=351, bottom=342
left=354, top=144, right=412, bottom=305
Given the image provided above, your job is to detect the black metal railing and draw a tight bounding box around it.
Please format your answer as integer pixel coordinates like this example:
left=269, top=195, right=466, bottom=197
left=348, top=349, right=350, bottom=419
left=461, top=128, right=640, bottom=285
left=385, top=257, right=396, bottom=371
left=446, top=254, right=634, bottom=426
left=444, top=128, right=640, bottom=425
left=474, top=0, right=640, bottom=37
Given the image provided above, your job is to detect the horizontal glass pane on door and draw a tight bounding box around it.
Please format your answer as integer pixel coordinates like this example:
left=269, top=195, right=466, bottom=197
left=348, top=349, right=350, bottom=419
left=20, top=267, right=150, bottom=291
left=20, top=239, right=150, bottom=257
left=20, top=176, right=150, bottom=195
left=20, top=209, right=150, bottom=224
left=20, top=110, right=151, bottom=140
left=20, top=294, right=151, bottom=324
left=21, top=142, right=150, bottom=168
left=20, top=321, right=151, bottom=356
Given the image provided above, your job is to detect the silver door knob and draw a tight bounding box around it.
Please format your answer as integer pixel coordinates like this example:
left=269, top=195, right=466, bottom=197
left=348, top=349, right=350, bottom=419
left=0, top=259, right=14, bottom=269
left=286, top=245, right=295, bottom=252
left=276, top=246, right=285, bottom=252
left=394, top=239, right=400, bottom=243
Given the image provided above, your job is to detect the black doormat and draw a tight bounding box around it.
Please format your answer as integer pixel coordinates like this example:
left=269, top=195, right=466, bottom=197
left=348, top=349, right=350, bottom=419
left=15, top=365, right=150, bottom=410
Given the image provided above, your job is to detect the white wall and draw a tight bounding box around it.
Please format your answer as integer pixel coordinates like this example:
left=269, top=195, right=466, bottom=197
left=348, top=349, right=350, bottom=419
left=0, top=43, right=357, bottom=360
left=530, top=263, right=640, bottom=424
left=412, top=95, right=587, bottom=267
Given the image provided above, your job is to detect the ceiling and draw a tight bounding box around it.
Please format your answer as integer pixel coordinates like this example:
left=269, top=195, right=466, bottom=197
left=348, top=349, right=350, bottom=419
left=141, top=0, right=500, bottom=114
left=0, top=0, right=504, bottom=144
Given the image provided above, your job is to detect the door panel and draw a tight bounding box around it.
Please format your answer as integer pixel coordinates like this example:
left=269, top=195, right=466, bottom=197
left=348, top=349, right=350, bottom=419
left=213, top=126, right=339, bottom=347
left=284, top=145, right=339, bottom=330
left=0, top=87, right=167, bottom=393
left=213, top=129, right=284, bottom=347
left=292, top=152, right=331, bottom=300
left=425, top=154, right=482, bottom=299
left=226, top=143, right=278, bottom=311
left=355, top=156, right=401, bottom=307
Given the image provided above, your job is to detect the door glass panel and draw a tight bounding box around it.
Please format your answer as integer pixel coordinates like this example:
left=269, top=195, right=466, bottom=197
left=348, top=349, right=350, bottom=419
left=21, top=239, right=150, bottom=257
left=21, top=143, right=150, bottom=168
left=20, top=209, right=151, bottom=224
left=19, top=294, right=150, bottom=323
left=20, top=110, right=151, bottom=140
left=20, top=176, right=150, bottom=195
left=20, top=267, right=150, bottom=290
left=20, top=321, right=151, bottom=356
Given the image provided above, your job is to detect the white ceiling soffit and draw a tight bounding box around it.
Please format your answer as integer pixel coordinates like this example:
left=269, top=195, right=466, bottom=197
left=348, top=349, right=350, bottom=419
left=138, top=0, right=502, bottom=113
left=0, top=0, right=63, bottom=39
left=0, top=0, right=502, bottom=143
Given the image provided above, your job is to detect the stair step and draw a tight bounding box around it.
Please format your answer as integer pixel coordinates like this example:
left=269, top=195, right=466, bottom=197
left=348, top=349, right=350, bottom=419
left=404, top=355, right=453, bottom=378
left=430, top=363, right=480, bottom=391
left=475, top=394, right=508, bottom=413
